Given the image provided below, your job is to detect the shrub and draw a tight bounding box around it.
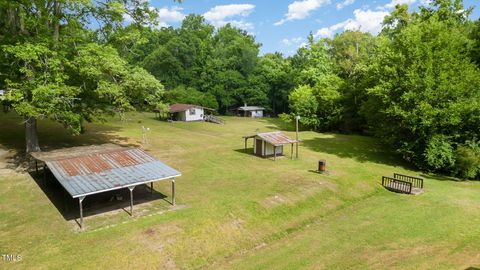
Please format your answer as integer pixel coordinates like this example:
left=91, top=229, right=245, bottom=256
left=423, top=135, right=455, bottom=171
left=455, top=141, right=480, bottom=179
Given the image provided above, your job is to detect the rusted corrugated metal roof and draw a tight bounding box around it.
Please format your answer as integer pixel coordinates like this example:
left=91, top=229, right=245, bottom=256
left=45, top=147, right=181, bottom=198
left=256, top=131, right=298, bottom=146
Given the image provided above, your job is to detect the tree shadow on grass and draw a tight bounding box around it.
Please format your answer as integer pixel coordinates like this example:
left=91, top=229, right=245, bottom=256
left=28, top=169, right=170, bottom=223
left=419, top=173, right=464, bottom=182
left=257, top=117, right=307, bottom=132
left=0, top=112, right=137, bottom=169
left=301, top=135, right=414, bottom=169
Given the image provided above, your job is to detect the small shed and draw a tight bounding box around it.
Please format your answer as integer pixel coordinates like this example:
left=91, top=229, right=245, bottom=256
left=169, top=103, right=214, bottom=122
left=236, top=103, right=264, bottom=118
left=31, top=144, right=181, bottom=229
left=243, top=131, right=298, bottom=160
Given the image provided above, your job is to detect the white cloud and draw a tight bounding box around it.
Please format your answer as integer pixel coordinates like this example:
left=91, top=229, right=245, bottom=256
left=157, top=6, right=186, bottom=27
left=203, top=4, right=255, bottom=30
left=384, top=0, right=415, bottom=9
left=336, top=0, right=355, bottom=10
left=315, top=20, right=349, bottom=38
left=420, top=0, right=432, bottom=6
left=314, top=9, right=389, bottom=38
left=282, top=37, right=304, bottom=46
left=123, top=6, right=186, bottom=27
left=275, top=0, right=330, bottom=26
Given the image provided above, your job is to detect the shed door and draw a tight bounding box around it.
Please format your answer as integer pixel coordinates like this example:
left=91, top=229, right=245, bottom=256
left=255, top=139, right=263, bottom=156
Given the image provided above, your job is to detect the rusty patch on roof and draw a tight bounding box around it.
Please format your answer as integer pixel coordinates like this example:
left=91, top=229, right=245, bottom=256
left=256, top=131, right=298, bottom=146
left=55, top=148, right=154, bottom=177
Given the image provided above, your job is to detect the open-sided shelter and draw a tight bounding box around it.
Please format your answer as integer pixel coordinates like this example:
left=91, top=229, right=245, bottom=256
left=31, top=144, right=181, bottom=229
left=243, top=131, right=298, bottom=160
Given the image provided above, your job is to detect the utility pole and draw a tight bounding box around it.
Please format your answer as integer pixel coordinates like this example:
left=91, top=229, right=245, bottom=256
left=295, top=116, right=300, bottom=159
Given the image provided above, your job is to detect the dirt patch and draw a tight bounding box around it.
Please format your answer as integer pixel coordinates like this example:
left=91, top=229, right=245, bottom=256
left=261, top=194, right=290, bottom=208
left=0, top=148, right=20, bottom=175
left=144, top=228, right=156, bottom=236
left=134, top=222, right=183, bottom=269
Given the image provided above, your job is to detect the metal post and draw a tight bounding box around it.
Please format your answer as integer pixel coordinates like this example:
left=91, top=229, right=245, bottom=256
left=171, top=178, right=175, bottom=206
left=79, top=196, right=85, bottom=229
left=128, top=186, right=135, bottom=216
left=295, top=116, right=300, bottom=159
left=43, top=165, right=47, bottom=182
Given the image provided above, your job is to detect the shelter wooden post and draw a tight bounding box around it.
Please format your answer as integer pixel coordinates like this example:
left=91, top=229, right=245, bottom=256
left=171, top=178, right=175, bottom=206
left=150, top=182, right=154, bottom=193
left=244, top=138, right=247, bottom=149
left=128, top=186, right=135, bottom=216
left=35, top=160, right=38, bottom=175
left=78, top=196, right=86, bottom=229
left=274, top=146, right=277, bottom=161
left=291, top=143, right=293, bottom=159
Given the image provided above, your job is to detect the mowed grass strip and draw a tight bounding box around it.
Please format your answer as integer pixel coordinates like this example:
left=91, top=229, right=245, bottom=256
left=0, top=112, right=479, bottom=269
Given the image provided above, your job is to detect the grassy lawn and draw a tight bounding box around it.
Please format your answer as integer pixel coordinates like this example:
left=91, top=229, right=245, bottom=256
left=0, top=112, right=479, bottom=269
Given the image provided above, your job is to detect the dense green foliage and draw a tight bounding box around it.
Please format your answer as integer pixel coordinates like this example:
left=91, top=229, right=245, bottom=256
left=0, top=0, right=166, bottom=151
left=282, top=0, right=480, bottom=178
left=111, top=15, right=295, bottom=114
left=360, top=1, right=480, bottom=177
left=0, top=0, right=478, bottom=178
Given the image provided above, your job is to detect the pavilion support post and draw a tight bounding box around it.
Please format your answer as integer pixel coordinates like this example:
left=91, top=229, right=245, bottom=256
left=78, top=196, right=86, bottom=229
left=150, top=182, right=154, bottom=193
left=35, top=160, right=38, bottom=175
left=171, top=178, right=175, bottom=206
left=64, top=191, right=69, bottom=212
left=274, top=146, right=277, bottom=161
left=244, top=138, right=247, bottom=150
left=128, top=186, right=135, bottom=216
left=43, top=165, right=46, bottom=183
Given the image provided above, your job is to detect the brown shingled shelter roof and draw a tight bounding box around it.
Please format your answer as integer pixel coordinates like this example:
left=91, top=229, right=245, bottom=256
left=244, top=131, right=298, bottom=146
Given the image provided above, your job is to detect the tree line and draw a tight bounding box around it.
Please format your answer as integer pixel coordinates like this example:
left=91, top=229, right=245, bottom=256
left=0, top=0, right=479, bottom=179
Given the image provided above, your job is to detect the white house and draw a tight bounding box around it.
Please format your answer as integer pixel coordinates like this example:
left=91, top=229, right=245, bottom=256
left=243, top=131, right=298, bottom=160
left=236, top=104, right=264, bottom=118
left=169, top=104, right=213, bottom=122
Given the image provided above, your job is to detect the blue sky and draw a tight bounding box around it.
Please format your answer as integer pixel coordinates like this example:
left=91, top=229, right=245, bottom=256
left=147, top=0, right=480, bottom=56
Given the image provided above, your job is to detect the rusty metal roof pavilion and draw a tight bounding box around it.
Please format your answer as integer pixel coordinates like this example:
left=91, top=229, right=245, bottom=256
left=33, top=145, right=181, bottom=198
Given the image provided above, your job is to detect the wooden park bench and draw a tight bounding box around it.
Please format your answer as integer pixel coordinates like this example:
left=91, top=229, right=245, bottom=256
left=381, top=173, right=425, bottom=195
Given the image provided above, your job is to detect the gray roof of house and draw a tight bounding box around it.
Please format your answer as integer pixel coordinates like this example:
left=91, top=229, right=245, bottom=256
left=237, top=106, right=264, bottom=111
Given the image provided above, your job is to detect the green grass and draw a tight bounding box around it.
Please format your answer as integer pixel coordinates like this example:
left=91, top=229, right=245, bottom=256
left=0, top=112, right=479, bottom=269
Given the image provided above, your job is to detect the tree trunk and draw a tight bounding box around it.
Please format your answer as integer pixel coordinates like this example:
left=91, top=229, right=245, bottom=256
left=25, top=117, right=41, bottom=153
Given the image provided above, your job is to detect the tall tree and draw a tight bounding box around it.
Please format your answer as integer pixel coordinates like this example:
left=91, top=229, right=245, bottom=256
left=327, top=31, right=376, bottom=132
left=0, top=0, right=165, bottom=152
left=362, top=1, right=480, bottom=173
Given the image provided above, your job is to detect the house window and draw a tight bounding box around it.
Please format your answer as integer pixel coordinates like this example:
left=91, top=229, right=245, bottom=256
left=189, top=108, right=195, bottom=115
